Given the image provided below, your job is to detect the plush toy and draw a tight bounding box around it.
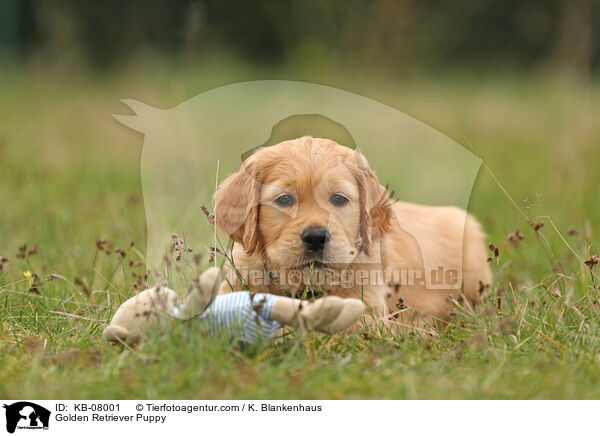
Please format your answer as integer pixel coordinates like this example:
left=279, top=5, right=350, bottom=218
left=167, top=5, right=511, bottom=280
left=103, top=267, right=365, bottom=346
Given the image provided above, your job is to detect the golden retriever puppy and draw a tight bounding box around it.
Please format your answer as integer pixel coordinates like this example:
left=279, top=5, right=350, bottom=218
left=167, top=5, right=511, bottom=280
left=215, top=136, right=492, bottom=334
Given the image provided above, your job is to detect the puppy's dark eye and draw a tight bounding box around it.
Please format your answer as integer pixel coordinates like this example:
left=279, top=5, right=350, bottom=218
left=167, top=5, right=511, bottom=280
left=274, top=194, right=296, bottom=207
left=330, top=194, right=349, bottom=206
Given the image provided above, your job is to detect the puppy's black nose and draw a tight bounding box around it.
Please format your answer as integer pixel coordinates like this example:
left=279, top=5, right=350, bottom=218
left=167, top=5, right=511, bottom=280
left=301, top=228, right=330, bottom=253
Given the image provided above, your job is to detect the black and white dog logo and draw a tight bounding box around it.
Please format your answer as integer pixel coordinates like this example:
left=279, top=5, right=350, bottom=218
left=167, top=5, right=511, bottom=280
left=3, top=402, right=50, bottom=433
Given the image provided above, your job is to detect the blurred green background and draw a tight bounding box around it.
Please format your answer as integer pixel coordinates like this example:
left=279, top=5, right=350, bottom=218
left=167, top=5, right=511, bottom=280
left=1, top=1, right=600, bottom=399
left=1, top=0, right=599, bottom=73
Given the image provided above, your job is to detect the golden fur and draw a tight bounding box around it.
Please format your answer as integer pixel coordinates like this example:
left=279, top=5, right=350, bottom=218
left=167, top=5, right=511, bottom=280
left=215, top=136, right=492, bottom=334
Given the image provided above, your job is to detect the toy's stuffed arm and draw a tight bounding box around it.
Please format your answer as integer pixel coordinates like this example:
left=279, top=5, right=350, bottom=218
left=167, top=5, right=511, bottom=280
left=270, top=296, right=365, bottom=334
left=104, top=267, right=365, bottom=345
left=103, top=267, right=222, bottom=344
left=170, top=267, right=221, bottom=319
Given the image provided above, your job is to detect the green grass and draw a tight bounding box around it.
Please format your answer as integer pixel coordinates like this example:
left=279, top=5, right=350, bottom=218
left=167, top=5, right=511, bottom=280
left=1, top=62, right=600, bottom=399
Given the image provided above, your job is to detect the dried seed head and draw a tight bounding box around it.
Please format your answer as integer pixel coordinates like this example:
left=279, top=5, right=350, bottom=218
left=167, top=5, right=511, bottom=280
left=201, top=205, right=216, bottom=227
left=26, top=272, right=42, bottom=295
left=17, top=244, right=26, bottom=259
left=584, top=255, right=599, bottom=269
left=478, top=280, right=489, bottom=296
left=17, top=244, right=36, bottom=259
left=0, top=256, right=9, bottom=271
left=46, top=273, right=66, bottom=281
left=95, top=239, right=112, bottom=253
left=252, top=296, right=267, bottom=314
left=74, top=277, right=91, bottom=296
left=396, top=298, right=406, bottom=311
left=487, top=243, right=500, bottom=262
left=169, top=234, right=186, bottom=255
left=507, top=229, right=525, bottom=247
left=531, top=221, right=544, bottom=231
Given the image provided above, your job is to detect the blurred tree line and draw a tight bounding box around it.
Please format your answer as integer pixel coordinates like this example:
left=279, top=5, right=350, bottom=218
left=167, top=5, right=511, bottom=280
left=0, top=0, right=598, bottom=74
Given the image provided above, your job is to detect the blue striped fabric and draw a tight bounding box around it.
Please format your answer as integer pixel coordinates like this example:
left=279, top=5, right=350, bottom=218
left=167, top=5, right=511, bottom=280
left=173, top=292, right=281, bottom=346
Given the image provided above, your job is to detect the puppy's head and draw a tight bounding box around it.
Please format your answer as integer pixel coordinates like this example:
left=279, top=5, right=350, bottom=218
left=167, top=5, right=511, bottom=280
left=215, top=137, right=392, bottom=269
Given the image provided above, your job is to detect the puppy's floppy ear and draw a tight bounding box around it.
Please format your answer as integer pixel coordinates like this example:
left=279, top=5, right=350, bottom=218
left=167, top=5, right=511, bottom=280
left=353, top=152, right=393, bottom=256
left=215, top=158, right=261, bottom=254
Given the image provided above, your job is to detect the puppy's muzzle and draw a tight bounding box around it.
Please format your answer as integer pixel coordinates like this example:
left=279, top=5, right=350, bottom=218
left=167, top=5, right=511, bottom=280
left=301, top=227, right=330, bottom=255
